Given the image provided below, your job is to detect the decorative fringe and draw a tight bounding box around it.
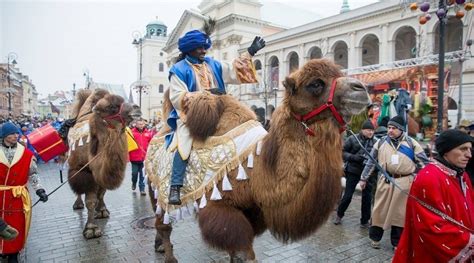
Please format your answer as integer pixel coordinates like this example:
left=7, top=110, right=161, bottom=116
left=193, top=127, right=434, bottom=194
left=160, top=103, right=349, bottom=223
left=247, top=153, right=254, bottom=168
left=183, top=206, right=192, bottom=217
left=210, top=181, right=222, bottom=200
left=163, top=211, right=170, bottom=224
left=71, top=141, right=76, bottom=151
left=256, top=140, right=263, bottom=156
left=175, top=208, right=182, bottom=221
left=86, top=134, right=91, bottom=143
left=78, top=137, right=84, bottom=147
left=193, top=201, right=199, bottom=213
left=199, top=193, right=207, bottom=209
left=236, top=164, right=248, bottom=180
left=222, top=173, right=233, bottom=191
left=154, top=189, right=159, bottom=199
left=155, top=205, right=162, bottom=215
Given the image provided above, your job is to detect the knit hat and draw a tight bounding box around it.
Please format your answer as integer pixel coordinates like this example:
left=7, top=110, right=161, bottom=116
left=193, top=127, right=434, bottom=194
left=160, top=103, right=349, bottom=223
left=435, top=129, right=474, bottom=156
left=1, top=122, right=20, bottom=138
left=361, top=120, right=375, bottom=130
left=387, top=116, right=406, bottom=131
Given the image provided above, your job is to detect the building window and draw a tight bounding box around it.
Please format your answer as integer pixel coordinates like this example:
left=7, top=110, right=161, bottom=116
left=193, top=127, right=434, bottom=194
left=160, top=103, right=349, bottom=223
left=159, top=84, right=164, bottom=93
left=159, top=63, right=164, bottom=72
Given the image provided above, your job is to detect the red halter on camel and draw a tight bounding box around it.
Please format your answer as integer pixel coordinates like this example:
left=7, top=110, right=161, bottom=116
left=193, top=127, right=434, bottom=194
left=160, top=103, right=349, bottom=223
left=103, top=103, right=126, bottom=129
left=293, top=78, right=346, bottom=136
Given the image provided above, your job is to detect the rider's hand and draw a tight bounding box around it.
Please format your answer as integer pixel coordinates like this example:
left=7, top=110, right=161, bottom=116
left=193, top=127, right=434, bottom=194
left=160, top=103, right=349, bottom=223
left=247, top=36, right=266, bottom=56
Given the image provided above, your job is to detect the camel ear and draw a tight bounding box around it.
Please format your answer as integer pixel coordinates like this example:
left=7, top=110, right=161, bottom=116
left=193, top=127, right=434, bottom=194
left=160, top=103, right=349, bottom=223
left=283, top=76, right=296, bottom=96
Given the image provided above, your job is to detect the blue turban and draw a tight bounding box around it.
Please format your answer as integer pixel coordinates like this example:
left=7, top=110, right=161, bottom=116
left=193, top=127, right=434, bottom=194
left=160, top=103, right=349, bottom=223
left=178, top=30, right=212, bottom=53
left=1, top=122, right=20, bottom=138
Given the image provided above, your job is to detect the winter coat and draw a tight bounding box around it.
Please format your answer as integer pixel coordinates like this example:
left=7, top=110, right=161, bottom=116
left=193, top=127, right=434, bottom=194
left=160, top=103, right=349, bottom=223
left=343, top=133, right=376, bottom=175
left=128, top=127, right=153, bottom=162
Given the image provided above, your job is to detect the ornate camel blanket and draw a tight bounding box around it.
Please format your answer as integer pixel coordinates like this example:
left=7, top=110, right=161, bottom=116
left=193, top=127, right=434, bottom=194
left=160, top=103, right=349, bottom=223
left=67, top=121, right=91, bottom=154
left=145, top=120, right=267, bottom=222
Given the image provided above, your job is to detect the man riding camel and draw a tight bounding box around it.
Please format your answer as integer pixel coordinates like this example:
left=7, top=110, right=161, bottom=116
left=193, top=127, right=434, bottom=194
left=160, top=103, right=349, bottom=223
left=167, top=24, right=266, bottom=205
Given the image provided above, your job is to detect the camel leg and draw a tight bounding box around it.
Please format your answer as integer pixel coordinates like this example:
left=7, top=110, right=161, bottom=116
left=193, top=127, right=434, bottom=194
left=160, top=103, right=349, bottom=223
left=95, top=187, right=110, bottom=219
left=83, top=191, right=102, bottom=239
left=156, top=216, right=177, bottom=263
left=72, top=194, right=84, bottom=210
left=147, top=183, right=165, bottom=253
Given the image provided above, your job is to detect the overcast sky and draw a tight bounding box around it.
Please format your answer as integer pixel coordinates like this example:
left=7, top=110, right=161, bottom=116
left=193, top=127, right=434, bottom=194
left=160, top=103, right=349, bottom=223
left=1, top=0, right=379, bottom=97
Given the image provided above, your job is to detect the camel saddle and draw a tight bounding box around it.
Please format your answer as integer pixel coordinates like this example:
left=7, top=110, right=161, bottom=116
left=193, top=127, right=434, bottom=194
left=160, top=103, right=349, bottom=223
left=145, top=120, right=267, bottom=218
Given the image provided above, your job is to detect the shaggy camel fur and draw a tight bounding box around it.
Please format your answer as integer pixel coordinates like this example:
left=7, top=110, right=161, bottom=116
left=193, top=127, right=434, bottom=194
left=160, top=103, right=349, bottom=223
left=67, top=89, right=141, bottom=239
left=147, top=59, right=370, bottom=262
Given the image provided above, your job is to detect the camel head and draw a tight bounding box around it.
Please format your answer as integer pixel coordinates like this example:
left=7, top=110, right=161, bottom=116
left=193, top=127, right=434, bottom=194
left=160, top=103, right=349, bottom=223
left=92, top=94, right=141, bottom=129
left=283, top=59, right=370, bottom=129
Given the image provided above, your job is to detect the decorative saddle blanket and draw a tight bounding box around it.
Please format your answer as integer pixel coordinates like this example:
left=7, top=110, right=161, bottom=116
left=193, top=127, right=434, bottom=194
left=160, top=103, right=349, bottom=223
left=67, top=121, right=91, bottom=154
left=145, top=120, right=267, bottom=222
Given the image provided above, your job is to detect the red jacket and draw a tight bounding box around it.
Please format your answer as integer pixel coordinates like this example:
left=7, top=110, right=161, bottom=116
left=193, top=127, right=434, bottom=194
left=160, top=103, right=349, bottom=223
left=0, top=144, right=34, bottom=254
left=128, top=127, right=153, bottom=162
left=393, top=162, right=474, bottom=263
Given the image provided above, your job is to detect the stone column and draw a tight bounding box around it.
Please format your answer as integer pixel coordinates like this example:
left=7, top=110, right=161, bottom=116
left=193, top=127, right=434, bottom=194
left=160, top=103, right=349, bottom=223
left=348, top=31, right=358, bottom=69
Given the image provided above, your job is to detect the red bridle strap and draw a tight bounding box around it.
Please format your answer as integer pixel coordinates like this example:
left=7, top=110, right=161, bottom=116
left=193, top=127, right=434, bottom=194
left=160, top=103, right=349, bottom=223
left=103, top=103, right=126, bottom=129
left=292, top=78, right=346, bottom=136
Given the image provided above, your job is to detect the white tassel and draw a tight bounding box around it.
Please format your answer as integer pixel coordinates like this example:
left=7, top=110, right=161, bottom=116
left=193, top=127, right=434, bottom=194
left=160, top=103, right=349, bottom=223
left=247, top=154, right=254, bottom=168
left=150, top=182, right=154, bottom=188
left=222, top=173, right=233, bottom=191
left=155, top=205, right=162, bottom=215
left=163, top=211, right=170, bottom=224
left=193, top=201, right=199, bottom=213
left=199, top=193, right=207, bottom=209
left=256, top=141, right=263, bottom=156
left=78, top=138, right=84, bottom=147
left=154, top=189, right=159, bottom=199
left=175, top=209, right=182, bottom=221
left=86, top=134, right=91, bottom=143
left=210, top=181, right=222, bottom=200
left=183, top=206, right=191, bottom=217
left=236, top=164, right=248, bottom=180
left=71, top=141, right=76, bottom=151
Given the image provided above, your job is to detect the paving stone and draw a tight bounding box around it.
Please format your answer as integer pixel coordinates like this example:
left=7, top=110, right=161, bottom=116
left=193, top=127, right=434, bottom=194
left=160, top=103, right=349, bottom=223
left=25, top=162, right=395, bottom=262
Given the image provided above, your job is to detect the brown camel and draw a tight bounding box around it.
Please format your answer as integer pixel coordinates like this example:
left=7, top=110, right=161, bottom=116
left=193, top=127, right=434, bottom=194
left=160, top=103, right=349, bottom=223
left=146, top=59, right=370, bottom=262
left=67, top=88, right=141, bottom=239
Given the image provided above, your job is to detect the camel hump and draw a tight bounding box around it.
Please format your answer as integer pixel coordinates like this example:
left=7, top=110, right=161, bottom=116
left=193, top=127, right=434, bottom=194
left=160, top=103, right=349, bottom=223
left=186, top=93, right=225, bottom=141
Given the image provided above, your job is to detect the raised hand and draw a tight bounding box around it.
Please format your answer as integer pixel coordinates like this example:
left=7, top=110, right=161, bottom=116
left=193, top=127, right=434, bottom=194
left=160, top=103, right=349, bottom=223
left=248, top=36, right=266, bottom=56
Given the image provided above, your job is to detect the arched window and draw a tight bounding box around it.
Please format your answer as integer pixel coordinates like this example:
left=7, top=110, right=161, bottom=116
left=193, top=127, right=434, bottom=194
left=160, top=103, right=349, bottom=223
left=434, top=18, right=463, bottom=53
left=159, top=63, right=164, bottom=72
left=361, top=34, right=380, bottom=66
left=394, top=26, right=417, bottom=60
left=159, top=84, right=164, bottom=93
left=288, top=52, right=299, bottom=73
left=269, top=56, right=279, bottom=90
left=309, top=47, right=322, bottom=60
left=333, top=41, right=348, bottom=69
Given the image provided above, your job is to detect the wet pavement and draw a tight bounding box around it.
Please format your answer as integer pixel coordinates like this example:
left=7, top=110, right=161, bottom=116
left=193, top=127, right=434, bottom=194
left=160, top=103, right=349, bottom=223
left=24, top=162, right=394, bottom=262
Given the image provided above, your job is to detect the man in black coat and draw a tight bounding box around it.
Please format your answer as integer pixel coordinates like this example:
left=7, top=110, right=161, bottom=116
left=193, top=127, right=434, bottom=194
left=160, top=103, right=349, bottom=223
left=334, top=120, right=376, bottom=228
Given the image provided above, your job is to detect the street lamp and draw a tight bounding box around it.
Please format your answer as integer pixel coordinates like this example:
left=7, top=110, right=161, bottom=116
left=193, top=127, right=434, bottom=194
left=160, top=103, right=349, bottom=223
left=83, top=69, right=92, bottom=89
left=413, top=0, right=472, bottom=133
left=131, top=31, right=149, bottom=108
left=5, top=52, right=18, bottom=117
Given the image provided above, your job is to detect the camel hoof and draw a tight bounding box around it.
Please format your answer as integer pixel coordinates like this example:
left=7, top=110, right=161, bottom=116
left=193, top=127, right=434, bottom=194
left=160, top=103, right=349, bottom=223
left=164, top=257, right=178, bottom=263
left=155, top=243, right=173, bottom=253
left=95, top=208, right=110, bottom=219
left=155, top=244, right=165, bottom=253
left=73, top=202, right=84, bottom=210
left=83, top=224, right=102, bottom=239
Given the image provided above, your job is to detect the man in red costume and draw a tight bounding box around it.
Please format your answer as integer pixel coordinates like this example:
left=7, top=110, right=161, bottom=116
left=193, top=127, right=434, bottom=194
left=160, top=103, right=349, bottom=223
left=393, top=129, right=474, bottom=262
left=0, top=122, right=48, bottom=262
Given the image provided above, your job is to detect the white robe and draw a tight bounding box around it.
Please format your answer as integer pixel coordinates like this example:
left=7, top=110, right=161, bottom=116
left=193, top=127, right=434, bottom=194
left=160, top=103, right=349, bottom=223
left=169, top=54, right=253, bottom=160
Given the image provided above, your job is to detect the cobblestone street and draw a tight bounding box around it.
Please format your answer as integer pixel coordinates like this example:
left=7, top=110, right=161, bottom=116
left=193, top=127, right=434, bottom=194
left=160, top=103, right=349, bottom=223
left=24, top=162, right=394, bottom=262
